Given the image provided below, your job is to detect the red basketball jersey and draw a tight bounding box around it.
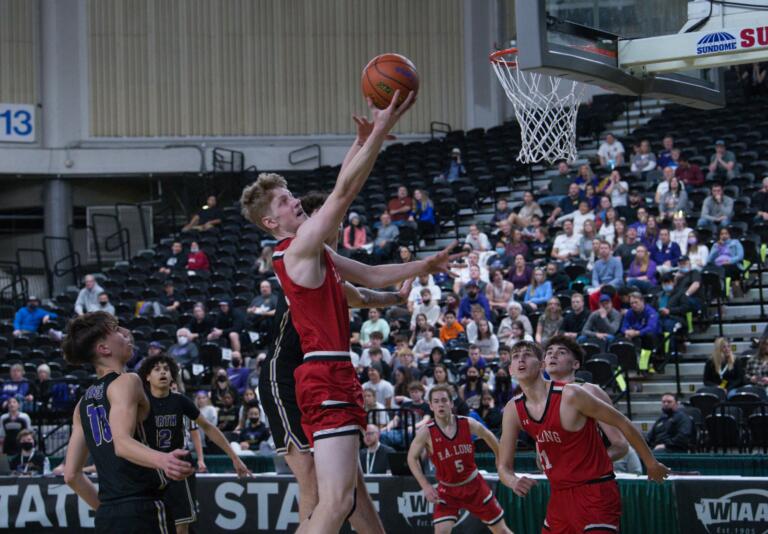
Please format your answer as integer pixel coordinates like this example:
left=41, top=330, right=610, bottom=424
left=514, top=381, right=614, bottom=490
left=272, top=238, right=350, bottom=355
left=428, top=416, right=478, bottom=485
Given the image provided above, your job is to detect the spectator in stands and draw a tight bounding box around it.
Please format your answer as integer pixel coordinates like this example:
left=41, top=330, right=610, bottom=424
left=439, top=310, right=465, bottom=345
left=485, top=269, right=514, bottom=316
left=1, top=363, right=32, bottom=410
left=536, top=297, right=563, bottom=345
left=159, top=241, right=186, bottom=275
left=195, top=390, right=217, bottom=440
left=360, top=332, right=393, bottom=366
left=227, top=352, right=250, bottom=396
left=753, top=176, right=768, bottom=223
left=657, top=273, right=686, bottom=348
left=410, top=287, right=440, bottom=328
left=440, top=147, right=467, bottom=183
left=211, top=368, right=240, bottom=408
left=505, top=228, right=529, bottom=261
left=547, top=183, right=583, bottom=225
left=657, top=136, right=675, bottom=168
left=458, top=283, right=492, bottom=327
left=387, top=185, right=413, bottom=226
left=653, top=228, right=682, bottom=274
left=550, top=220, right=581, bottom=262
left=630, top=140, right=657, bottom=177
left=529, top=227, right=552, bottom=262
left=629, top=207, right=649, bottom=240
left=373, top=212, right=399, bottom=263
left=626, top=245, right=657, bottom=294
left=413, top=326, right=443, bottom=363
left=642, top=215, right=660, bottom=251
left=746, top=338, right=768, bottom=387
left=153, top=281, right=180, bottom=318
left=686, top=231, right=709, bottom=271
left=538, top=160, right=573, bottom=205
left=675, top=256, right=703, bottom=312
left=507, top=254, right=532, bottom=300
left=492, top=198, right=514, bottom=227
left=364, top=390, right=390, bottom=427
left=604, top=170, right=629, bottom=208
left=708, top=227, right=745, bottom=297
left=13, top=296, right=57, bottom=339
left=618, top=189, right=646, bottom=224
left=187, top=302, right=213, bottom=343
left=646, top=393, right=693, bottom=452
left=561, top=292, right=589, bottom=339
left=509, top=191, right=544, bottom=228
left=474, top=319, right=499, bottom=360
left=707, top=140, right=737, bottom=180
left=30, top=364, right=52, bottom=410
left=591, top=239, right=623, bottom=291
left=615, top=226, right=640, bottom=269
left=216, top=391, right=239, bottom=434
left=458, top=365, right=487, bottom=410
left=670, top=213, right=693, bottom=255
left=675, top=153, right=704, bottom=188
left=74, top=274, right=104, bottom=315
left=557, top=199, right=595, bottom=237
left=478, top=392, right=503, bottom=435
left=440, top=292, right=460, bottom=321
left=186, top=241, right=210, bottom=272
left=493, top=366, right=516, bottom=407
left=597, top=133, right=625, bottom=168
left=256, top=246, right=274, bottom=276
left=579, top=293, right=622, bottom=349
left=698, top=183, right=734, bottom=233
left=705, top=338, right=747, bottom=395
left=579, top=223, right=599, bottom=266
left=247, top=280, right=278, bottom=332
left=464, top=223, right=491, bottom=252
left=620, top=292, right=660, bottom=372
left=411, top=189, right=436, bottom=243
left=10, top=429, right=50, bottom=476
left=0, top=397, right=31, bottom=456
left=93, top=291, right=114, bottom=316
left=407, top=274, right=441, bottom=312
left=364, top=364, right=395, bottom=409
left=360, top=308, right=390, bottom=347
left=612, top=219, right=626, bottom=246
left=360, top=424, right=394, bottom=473
left=523, top=267, right=553, bottom=313
left=341, top=212, right=370, bottom=257
left=574, top=164, right=599, bottom=191
left=659, top=177, right=688, bottom=222
left=499, top=309, right=533, bottom=350
left=208, top=301, right=245, bottom=353
left=167, top=328, right=199, bottom=369
left=381, top=381, right=431, bottom=448
left=235, top=403, right=271, bottom=453
left=545, top=261, right=571, bottom=293
left=409, top=314, right=430, bottom=346
left=182, top=195, right=223, bottom=232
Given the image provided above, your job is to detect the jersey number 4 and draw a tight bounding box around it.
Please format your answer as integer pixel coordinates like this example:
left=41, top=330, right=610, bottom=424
left=535, top=443, right=553, bottom=471
left=86, top=405, right=113, bottom=446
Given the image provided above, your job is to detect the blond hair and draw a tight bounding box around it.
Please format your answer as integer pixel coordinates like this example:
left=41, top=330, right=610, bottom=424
left=240, top=173, right=288, bottom=231
left=712, top=337, right=734, bottom=371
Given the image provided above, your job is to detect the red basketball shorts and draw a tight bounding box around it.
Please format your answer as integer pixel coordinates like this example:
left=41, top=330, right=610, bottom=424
left=543, top=479, right=621, bottom=533
left=433, top=474, right=505, bottom=527
left=294, top=358, right=365, bottom=447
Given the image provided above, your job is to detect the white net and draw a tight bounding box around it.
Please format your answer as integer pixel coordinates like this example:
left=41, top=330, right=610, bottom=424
left=491, top=49, right=584, bottom=165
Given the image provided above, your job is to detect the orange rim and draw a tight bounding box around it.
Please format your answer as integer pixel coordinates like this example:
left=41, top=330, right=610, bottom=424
left=489, top=47, right=519, bottom=68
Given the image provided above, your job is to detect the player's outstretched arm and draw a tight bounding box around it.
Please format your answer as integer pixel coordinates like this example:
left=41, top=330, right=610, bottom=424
left=406, top=427, right=439, bottom=503
left=190, top=425, right=207, bottom=473
left=343, top=278, right=412, bottom=309
left=564, top=384, right=670, bottom=482
left=291, top=91, right=415, bottom=256
left=331, top=241, right=463, bottom=289
left=582, top=383, right=629, bottom=461
left=196, top=415, right=252, bottom=478
left=467, top=418, right=501, bottom=458
left=63, top=401, right=100, bottom=510
left=108, top=374, right=195, bottom=481
left=498, top=401, right=537, bottom=496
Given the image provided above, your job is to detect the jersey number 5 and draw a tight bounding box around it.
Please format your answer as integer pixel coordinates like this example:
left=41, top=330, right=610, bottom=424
left=86, top=404, right=113, bottom=446
left=536, top=443, right=553, bottom=471
left=454, top=459, right=464, bottom=473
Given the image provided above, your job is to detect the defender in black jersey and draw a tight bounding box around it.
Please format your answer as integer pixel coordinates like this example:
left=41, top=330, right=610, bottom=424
left=139, top=354, right=251, bottom=533
left=62, top=312, right=195, bottom=534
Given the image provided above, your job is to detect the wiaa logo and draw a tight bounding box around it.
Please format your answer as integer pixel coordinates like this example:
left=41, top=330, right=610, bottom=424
left=397, top=490, right=469, bottom=528
left=694, top=488, right=768, bottom=533
left=696, top=32, right=737, bottom=55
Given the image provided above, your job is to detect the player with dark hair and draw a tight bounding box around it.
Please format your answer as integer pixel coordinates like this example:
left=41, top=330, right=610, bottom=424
left=499, top=341, right=669, bottom=533
left=138, top=354, right=250, bottom=534
left=62, top=311, right=195, bottom=533
left=407, top=384, right=511, bottom=533
left=543, top=335, right=629, bottom=461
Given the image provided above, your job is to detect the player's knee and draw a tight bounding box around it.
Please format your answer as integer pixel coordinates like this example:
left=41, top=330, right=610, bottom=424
left=320, top=487, right=355, bottom=519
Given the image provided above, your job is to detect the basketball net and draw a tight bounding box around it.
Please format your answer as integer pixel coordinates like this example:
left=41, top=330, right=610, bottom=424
left=490, top=48, right=583, bottom=165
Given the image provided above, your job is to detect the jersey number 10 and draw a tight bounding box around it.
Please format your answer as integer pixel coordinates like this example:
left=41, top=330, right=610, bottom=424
left=87, top=404, right=113, bottom=446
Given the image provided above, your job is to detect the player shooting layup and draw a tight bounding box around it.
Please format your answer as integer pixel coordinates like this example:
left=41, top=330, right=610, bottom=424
left=241, top=90, right=459, bottom=533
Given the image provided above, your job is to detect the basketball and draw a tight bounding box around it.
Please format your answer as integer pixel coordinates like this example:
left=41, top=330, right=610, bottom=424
left=361, top=53, right=419, bottom=109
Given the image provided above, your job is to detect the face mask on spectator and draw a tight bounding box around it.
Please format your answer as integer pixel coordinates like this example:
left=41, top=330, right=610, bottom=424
left=217, top=375, right=227, bottom=384
left=28, top=303, right=37, bottom=310
left=249, top=417, right=259, bottom=425
left=680, top=266, right=690, bottom=273
left=99, top=301, right=109, bottom=307
left=662, top=284, right=674, bottom=292
left=495, top=247, right=505, bottom=256
left=178, top=336, right=189, bottom=346
left=688, top=237, right=697, bottom=245
left=20, top=442, right=34, bottom=451
left=190, top=246, right=199, bottom=253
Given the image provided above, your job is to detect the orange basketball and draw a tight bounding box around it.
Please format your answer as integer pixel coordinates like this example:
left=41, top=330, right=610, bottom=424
left=361, top=53, right=419, bottom=109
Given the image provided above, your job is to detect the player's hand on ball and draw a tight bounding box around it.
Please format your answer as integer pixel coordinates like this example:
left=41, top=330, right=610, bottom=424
left=162, top=449, right=196, bottom=481
left=647, top=461, right=671, bottom=483
left=423, top=485, right=439, bottom=504
left=511, top=476, right=538, bottom=497
left=353, top=115, right=395, bottom=144
left=233, top=457, right=253, bottom=479
left=367, top=89, right=416, bottom=135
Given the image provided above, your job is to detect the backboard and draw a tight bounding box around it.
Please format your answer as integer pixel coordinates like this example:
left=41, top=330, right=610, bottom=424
left=513, top=0, right=726, bottom=109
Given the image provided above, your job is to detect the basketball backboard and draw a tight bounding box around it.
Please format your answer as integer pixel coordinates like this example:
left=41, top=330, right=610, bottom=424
left=513, top=0, right=727, bottom=109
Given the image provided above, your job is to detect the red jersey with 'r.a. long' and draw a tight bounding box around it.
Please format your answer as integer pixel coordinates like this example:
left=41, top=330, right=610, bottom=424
left=272, top=238, right=350, bottom=356
left=428, top=416, right=478, bottom=486
left=514, top=381, right=614, bottom=490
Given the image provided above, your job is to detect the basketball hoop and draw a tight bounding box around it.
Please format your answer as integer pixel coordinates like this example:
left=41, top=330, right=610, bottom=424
left=490, top=47, right=584, bottom=165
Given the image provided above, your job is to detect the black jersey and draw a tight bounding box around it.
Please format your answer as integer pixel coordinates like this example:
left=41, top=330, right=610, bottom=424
left=143, top=391, right=200, bottom=452
left=265, top=293, right=303, bottom=380
left=79, top=372, right=166, bottom=502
